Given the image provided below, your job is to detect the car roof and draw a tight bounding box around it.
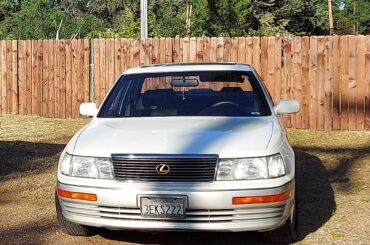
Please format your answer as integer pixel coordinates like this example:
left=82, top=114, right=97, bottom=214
left=122, top=62, right=253, bottom=75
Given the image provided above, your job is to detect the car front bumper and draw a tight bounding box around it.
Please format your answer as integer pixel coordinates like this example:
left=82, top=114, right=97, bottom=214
left=57, top=179, right=295, bottom=232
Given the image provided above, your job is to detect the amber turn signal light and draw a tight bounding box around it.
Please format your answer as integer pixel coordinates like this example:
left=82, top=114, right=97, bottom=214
left=57, top=189, right=97, bottom=201
left=232, top=191, right=290, bottom=205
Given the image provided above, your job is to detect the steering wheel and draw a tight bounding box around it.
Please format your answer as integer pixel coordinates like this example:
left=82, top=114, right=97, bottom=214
left=210, top=101, right=240, bottom=108
left=198, top=101, right=242, bottom=116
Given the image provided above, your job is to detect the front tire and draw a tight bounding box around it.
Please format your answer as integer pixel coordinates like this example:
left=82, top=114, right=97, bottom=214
left=55, top=193, right=96, bottom=236
left=262, top=199, right=298, bottom=244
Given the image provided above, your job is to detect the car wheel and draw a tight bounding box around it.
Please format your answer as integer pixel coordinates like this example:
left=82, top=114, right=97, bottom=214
left=262, top=197, right=298, bottom=244
left=55, top=193, right=96, bottom=236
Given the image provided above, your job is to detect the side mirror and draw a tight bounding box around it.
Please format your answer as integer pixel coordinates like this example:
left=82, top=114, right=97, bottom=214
left=80, top=103, right=98, bottom=117
left=274, top=100, right=300, bottom=115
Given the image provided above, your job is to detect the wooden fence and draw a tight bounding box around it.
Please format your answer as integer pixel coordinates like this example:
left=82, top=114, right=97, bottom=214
left=0, top=36, right=369, bottom=130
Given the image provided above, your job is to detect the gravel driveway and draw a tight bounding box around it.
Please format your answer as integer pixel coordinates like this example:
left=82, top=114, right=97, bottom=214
left=0, top=115, right=369, bottom=244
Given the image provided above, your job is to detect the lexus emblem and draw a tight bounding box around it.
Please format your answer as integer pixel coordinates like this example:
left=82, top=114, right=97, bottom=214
left=156, top=164, right=170, bottom=174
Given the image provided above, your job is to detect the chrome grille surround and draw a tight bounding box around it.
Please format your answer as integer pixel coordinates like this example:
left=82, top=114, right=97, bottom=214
left=112, top=154, right=218, bottom=182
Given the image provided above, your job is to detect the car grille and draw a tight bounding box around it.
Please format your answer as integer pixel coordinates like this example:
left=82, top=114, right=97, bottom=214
left=112, top=154, right=218, bottom=182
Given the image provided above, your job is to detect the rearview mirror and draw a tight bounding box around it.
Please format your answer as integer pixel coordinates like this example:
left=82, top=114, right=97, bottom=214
left=274, top=100, right=300, bottom=115
left=80, top=103, right=98, bottom=117
left=171, top=78, right=199, bottom=87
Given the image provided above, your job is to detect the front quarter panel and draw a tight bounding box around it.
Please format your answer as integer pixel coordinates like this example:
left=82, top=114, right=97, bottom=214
left=57, top=121, right=92, bottom=177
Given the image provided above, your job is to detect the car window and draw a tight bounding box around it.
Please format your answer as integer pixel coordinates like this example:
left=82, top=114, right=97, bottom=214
left=98, top=71, right=271, bottom=118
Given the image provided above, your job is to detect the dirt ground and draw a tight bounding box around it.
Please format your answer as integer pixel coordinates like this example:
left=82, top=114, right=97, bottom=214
left=0, top=115, right=369, bottom=245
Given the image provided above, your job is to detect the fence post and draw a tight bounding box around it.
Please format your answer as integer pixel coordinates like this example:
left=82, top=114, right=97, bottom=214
left=89, top=38, right=94, bottom=102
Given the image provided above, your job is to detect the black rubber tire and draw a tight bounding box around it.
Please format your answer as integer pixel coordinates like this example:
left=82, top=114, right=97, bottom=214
left=55, top=194, right=96, bottom=236
left=262, top=198, right=298, bottom=244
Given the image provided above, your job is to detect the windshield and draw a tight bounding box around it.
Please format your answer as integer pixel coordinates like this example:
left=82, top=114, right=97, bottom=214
left=98, top=71, right=270, bottom=118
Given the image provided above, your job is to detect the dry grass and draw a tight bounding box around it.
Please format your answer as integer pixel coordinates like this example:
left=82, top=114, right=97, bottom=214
left=0, top=115, right=369, bottom=244
left=0, top=114, right=90, bottom=178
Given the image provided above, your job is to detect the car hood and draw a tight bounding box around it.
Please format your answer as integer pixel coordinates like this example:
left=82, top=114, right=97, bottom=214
left=72, top=117, right=275, bottom=158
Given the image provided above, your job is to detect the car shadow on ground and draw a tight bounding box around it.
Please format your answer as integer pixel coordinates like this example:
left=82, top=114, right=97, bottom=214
left=95, top=150, right=336, bottom=244
left=0, top=141, right=65, bottom=178
left=294, top=150, right=336, bottom=241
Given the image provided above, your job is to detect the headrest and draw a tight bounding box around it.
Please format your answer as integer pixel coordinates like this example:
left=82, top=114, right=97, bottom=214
left=142, top=89, right=175, bottom=106
left=220, top=87, right=244, bottom=93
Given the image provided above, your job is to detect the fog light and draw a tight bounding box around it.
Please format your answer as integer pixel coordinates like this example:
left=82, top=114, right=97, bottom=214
left=232, top=191, right=289, bottom=205
left=57, top=189, right=97, bottom=201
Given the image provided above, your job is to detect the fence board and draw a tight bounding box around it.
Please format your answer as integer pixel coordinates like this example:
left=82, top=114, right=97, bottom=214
left=189, top=37, right=197, bottom=62
left=340, top=36, right=349, bottom=130
left=173, top=37, right=180, bottom=63
left=293, top=37, right=302, bottom=128
left=210, top=37, right=217, bottom=62
left=182, top=37, right=190, bottom=62
left=245, top=37, right=253, bottom=64
left=48, top=40, right=55, bottom=117
left=324, top=36, right=333, bottom=130
left=166, top=38, right=173, bottom=63
left=317, top=37, right=325, bottom=129
left=99, top=39, right=106, bottom=104
left=18, top=40, right=26, bottom=115
left=120, top=39, right=127, bottom=72
left=196, top=37, right=204, bottom=62
left=203, top=37, right=210, bottom=62
left=93, top=39, right=100, bottom=105
left=267, top=37, right=275, bottom=100
left=77, top=40, right=84, bottom=116
left=0, top=41, right=6, bottom=113
left=237, top=37, right=245, bottom=63
left=274, top=37, right=282, bottom=103
left=301, top=37, right=309, bottom=128
left=223, top=37, right=231, bottom=63
left=65, top=40, right=72, bottom=118
left=231, top=37, right=238, bottom=63
left=348, top=35, right=357, bottom=130
left=332, top=36, right=341, bottom=129
left=308, top=37, right=318, bottom=129
left=365, top=37, right=370, bottom=130
left=25, top=41, right=32, bottom=115
left=355, top=36, right=365, bottom=130
left=0, top=42, right=2, bottom=112
left=31, top=40, right=38, bottom=115
left=282, top=38, right=292, bottom=127
left=60, top=40, right=67, bottom=118
left=107, top=39, right=115, bottom=90
left=134, top=39, right=140, bottom=67
left=252, top=37, right=261, bottom=75
left=6, top=41, right=12, bottom=114
left=83, top=39, right=89, bottom=103
left=54, top=41, right=60, bottom=117
left=11, top=40, right=18, bottom=114
left=153, top=38, right=160, bottom=64
left=41, top=40, right=49, bottom=117
left=260, top=37, right=268, bottom=84
left=114, top=39, right=121, bottom=80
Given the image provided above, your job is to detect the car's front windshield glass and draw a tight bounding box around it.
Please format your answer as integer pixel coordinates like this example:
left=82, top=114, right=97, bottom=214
left=98, top=71, right=270, bottom=118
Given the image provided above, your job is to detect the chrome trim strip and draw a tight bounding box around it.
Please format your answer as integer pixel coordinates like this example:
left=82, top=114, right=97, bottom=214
left=57, top=178, right=294, bottom=192
left=111, top=153, right=219, bottom=159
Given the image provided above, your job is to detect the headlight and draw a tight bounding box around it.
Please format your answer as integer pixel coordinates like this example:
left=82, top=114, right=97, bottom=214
left=60, top=153, right=113, bottom=179
left=216, top=154, right=285, bottom=181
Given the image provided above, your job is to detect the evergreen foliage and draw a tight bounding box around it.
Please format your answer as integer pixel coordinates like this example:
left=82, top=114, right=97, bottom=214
left=0, top=0, right=368, bottom=39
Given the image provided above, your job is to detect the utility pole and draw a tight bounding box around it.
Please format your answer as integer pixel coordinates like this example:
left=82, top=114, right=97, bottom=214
left=328, top=0, right=334, bottom=35
left=140, top=0, right=148, bottom=38
left=185, top=1, right=192, bottom=37
left=352, top=0, right=358, bottom=35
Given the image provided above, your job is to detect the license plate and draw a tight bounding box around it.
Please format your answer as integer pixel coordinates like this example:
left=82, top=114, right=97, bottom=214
left=140, top=197, right=186, bottom=218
